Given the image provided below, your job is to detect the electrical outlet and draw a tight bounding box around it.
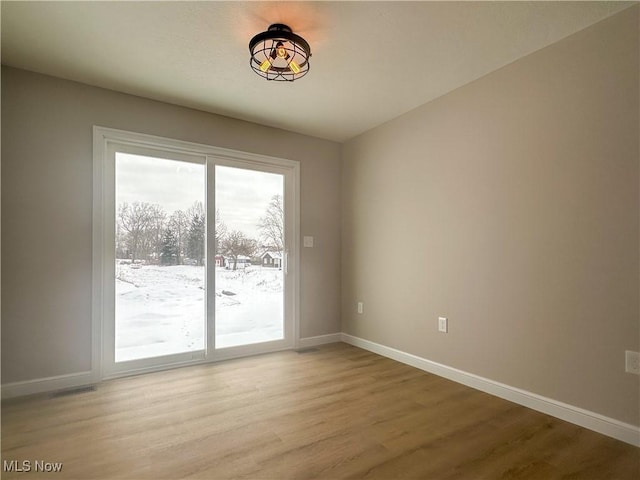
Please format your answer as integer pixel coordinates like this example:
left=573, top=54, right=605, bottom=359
left=438, top=316, right=448, bottom=333
left=625, top=351, right=640, bottom=375
left=357, top=302, right=364, bottom=314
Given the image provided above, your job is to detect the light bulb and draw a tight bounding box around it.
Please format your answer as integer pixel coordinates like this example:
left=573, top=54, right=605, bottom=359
left=289, top=61, right=301, bottom=74
left=276, top=43, right=287, bottom=58
left=259, top=59, right=271, bottom=72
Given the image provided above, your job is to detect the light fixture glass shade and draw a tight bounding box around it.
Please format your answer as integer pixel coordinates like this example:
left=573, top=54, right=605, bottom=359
left=249, top=24, right=311, bottom=81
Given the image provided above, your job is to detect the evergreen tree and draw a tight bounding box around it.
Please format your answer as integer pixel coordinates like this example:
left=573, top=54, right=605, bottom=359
left=160, top=228, right=179, bottom=266
left=168, top=210, right=189, bottom=265
left=187, top=213, right=205, bottom=266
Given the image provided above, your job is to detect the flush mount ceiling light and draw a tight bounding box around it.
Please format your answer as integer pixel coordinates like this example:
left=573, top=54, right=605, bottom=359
left=249, top=24, right=311, bottom=81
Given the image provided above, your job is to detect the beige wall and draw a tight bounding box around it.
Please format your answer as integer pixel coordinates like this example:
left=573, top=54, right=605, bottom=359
left=1, top=67, right=342, bottom=383
left=342, top=7, right=639, bottom=426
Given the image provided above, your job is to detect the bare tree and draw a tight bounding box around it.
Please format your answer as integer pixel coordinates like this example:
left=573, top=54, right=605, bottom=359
left=215, top=208, right=227, bottom=254
left=117, top=202, right=167, bottom=263
left=220, top=230, right=257, bottom=270
left=257, top=194, right=284, bottom=253
left=143, top=204, right=167, bottom=262
left=115, top=219, right=128, bottom=259
left=117, top=202, right=154, bottom=262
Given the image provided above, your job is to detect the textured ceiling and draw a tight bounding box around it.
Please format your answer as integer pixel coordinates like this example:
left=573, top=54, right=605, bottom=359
left=1, top=1, right=633, bottom=142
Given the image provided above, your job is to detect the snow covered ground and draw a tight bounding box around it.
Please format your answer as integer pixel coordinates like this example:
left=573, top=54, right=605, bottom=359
left=115, top=263, right=283, bottom=362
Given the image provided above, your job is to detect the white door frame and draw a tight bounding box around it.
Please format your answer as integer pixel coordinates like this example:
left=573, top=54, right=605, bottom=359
left=92, top=126, right=300, bottom=380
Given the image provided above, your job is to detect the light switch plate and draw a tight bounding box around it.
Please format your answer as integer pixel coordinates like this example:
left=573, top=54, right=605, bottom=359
left=303, top=236, right=314, bottom=248
left=438, top=317, right=448, bottom=333
left=625, top=350, right=640, bottom=374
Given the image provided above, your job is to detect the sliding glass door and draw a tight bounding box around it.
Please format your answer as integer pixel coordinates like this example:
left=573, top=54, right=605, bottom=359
left=214, top=165, right=285, bottom=349
left=114, top=150, right=206, bottom=363
left=95, top=128, right=298, bottom=378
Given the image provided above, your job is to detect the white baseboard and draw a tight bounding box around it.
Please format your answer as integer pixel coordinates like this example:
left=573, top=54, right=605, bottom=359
left=341, top=333, right=640, bottom=447
left=298, top=333, right=342, bottom=349
left=1, top=371, right=95, bottom=399
left=0, top=334, right=344, bottom=398
left=4, top=336, right=637, bottom=447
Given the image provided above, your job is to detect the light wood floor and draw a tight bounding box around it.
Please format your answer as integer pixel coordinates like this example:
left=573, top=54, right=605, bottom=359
left=2, top=343, right=638, bottom=479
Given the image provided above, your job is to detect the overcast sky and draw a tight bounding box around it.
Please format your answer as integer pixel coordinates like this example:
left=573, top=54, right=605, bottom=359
left=116, top=153, right=282, bottom=239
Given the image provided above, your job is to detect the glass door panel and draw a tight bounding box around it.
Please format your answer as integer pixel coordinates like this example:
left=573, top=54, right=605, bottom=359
left=115, top=152, right=205, bottom=362
left=214, top=165, right=284, bottom=349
